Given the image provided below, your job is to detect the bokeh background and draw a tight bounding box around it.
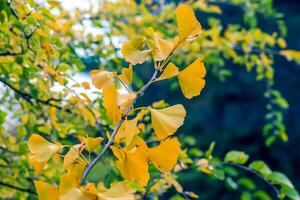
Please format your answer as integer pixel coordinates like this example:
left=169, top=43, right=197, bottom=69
left=75, top=0, right=300, bottom=198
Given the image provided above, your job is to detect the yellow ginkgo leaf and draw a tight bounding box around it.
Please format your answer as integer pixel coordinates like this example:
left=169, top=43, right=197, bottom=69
left=111, top=143, right=149, bottom=186
left=149, top=138, right=180, bottom=172
left=98, top=182, right=135, bottom=200
left=63, top=144, right=85, bottom=169
left=117, top=93, right=136, bottom=114
left=103, top=83, right=121, bottom=124
left=67, top=160, right=87, bottom=184
left=60, top=173, right=97, bottom=200
left=152, top=31, right=178, bottom=61
left=85, top=137, right=103, bottom=153
left=59, top=173, right=78, bottom=195
left=176, top=4, right=202, bottom=41
left=177, top=57, right=206, bottom=99
left=60, top=188, right=97, bottom=200
left=29, top=158, right=47, bottom=176
left=115, top=117, right=140, bottom=146
left=118, top=64, right=133, bottom=85
left=34, top=181, right=59, bottom=200
left=28, top=134, right=62, bottom=162
left=121, top=37, right=152, bottom=65
left=90, top=70, right=116, bottom=89
left=150, top=104, right=186, bottom=140
left=156, top=63, right=179, bottom=81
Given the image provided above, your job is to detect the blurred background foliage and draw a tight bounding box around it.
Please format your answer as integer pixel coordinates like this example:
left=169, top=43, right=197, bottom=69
left=0, top=0, right=300, bottom=199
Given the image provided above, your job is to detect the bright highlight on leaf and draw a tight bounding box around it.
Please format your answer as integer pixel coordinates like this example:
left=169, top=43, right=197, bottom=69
left=90, top=70, right=115, bottom=89
left=150, top=104, right=186, bottom=140
left=156, top=63, right=179, bottom=81
left=176, top=4, right=202, bottom=41
left=149, top=137, right=180, bottom=172
left=178, top=57, right=206, bottom=99
left=98, top=182, right=135, bottom=200
left=121, top=37, right=152, bottom=65
left=28, top=134, right=61, bottom=162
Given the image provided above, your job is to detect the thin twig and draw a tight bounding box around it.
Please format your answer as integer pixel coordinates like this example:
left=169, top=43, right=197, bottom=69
left=0, top=181, right=36, bottom=195
left=220, top=162, right=280, bottom=198
left=0, top=78, right=72, bottom=113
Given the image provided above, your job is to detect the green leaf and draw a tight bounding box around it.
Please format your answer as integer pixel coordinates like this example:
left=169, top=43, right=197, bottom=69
left=213, top=169, right=225, bottom=181
left=281, top=185, right=300, bottom=200
left=268, top=172, right=294, bottom=188
left=249, top=160, right=272, bottom=176
left=224, top=150, right=249, bottom=164
left=254, top=190, right=272, bottom=200
left=238, top=177, right=256, bottom=190
left=205, top=142, right=215, bottom=158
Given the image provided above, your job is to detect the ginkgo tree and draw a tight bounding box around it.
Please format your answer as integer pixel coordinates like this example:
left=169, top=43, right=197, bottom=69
left=0, top=0, right=300, bottom=200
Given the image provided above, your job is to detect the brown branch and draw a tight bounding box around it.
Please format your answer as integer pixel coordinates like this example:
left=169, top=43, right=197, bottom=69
left=79, top=69, right=159, bottom=185
left=0, top=78, right=72, bottom=113
left=0, top=181, right=36, bottom=195
left=7, top=1, right=20, bottom=20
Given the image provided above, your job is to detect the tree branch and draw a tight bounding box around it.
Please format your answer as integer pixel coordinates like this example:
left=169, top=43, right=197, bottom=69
left=221, top=162, right=280, bottom=198
left=0, top=78, right=72, bottom=113
left=0, top=180, right=36, bottom=195
left=79, top=69, right=159, bottom=185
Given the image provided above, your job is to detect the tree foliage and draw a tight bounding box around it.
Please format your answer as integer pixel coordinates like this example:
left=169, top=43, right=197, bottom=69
left=0, top=0, right=300, bottom=199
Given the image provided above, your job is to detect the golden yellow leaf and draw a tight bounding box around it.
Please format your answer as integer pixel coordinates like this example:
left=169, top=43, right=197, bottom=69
left=29, top=159, right=47, bottom=176
left=28, top=134, right=62, bottom=162
left=117, top=93, right=136, bottom=114
left=149, top=138, right=180, bottom=172
left=90, top=70, right=116, bottom=89
left=85, top=137, right=103, bottom=153
left=67, top=161, right=87, bottom=184
left=115, top=117, right=140, bottom=146
left=80, top=107, right=96, bottom=127
left=60, top=188, right=97, bottom=200
left=34, top=181, right=59, bottom=200
left=118, top=64, right=133, bottom=85
left=152, top=31, right=178, bottom=61
left=103, top=83, right=121, bottom=124
left=121, top=37, right=152, bottom=65
left=156, top=63, right=179, bottom=81
left=59, top=173, right=94, bottom=199
left=178, top=57, right=206, bottom=99
left=98, top=182, right=135, bottom=200
left=59, top=173, right=78, bottom=195
left=176, top=4, right=202, bottom=41
left=111, top=142, right=149, bottom=186
left=63, top=144, right=85, bottom=169
left=150, top=104, right=186, bottom=140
